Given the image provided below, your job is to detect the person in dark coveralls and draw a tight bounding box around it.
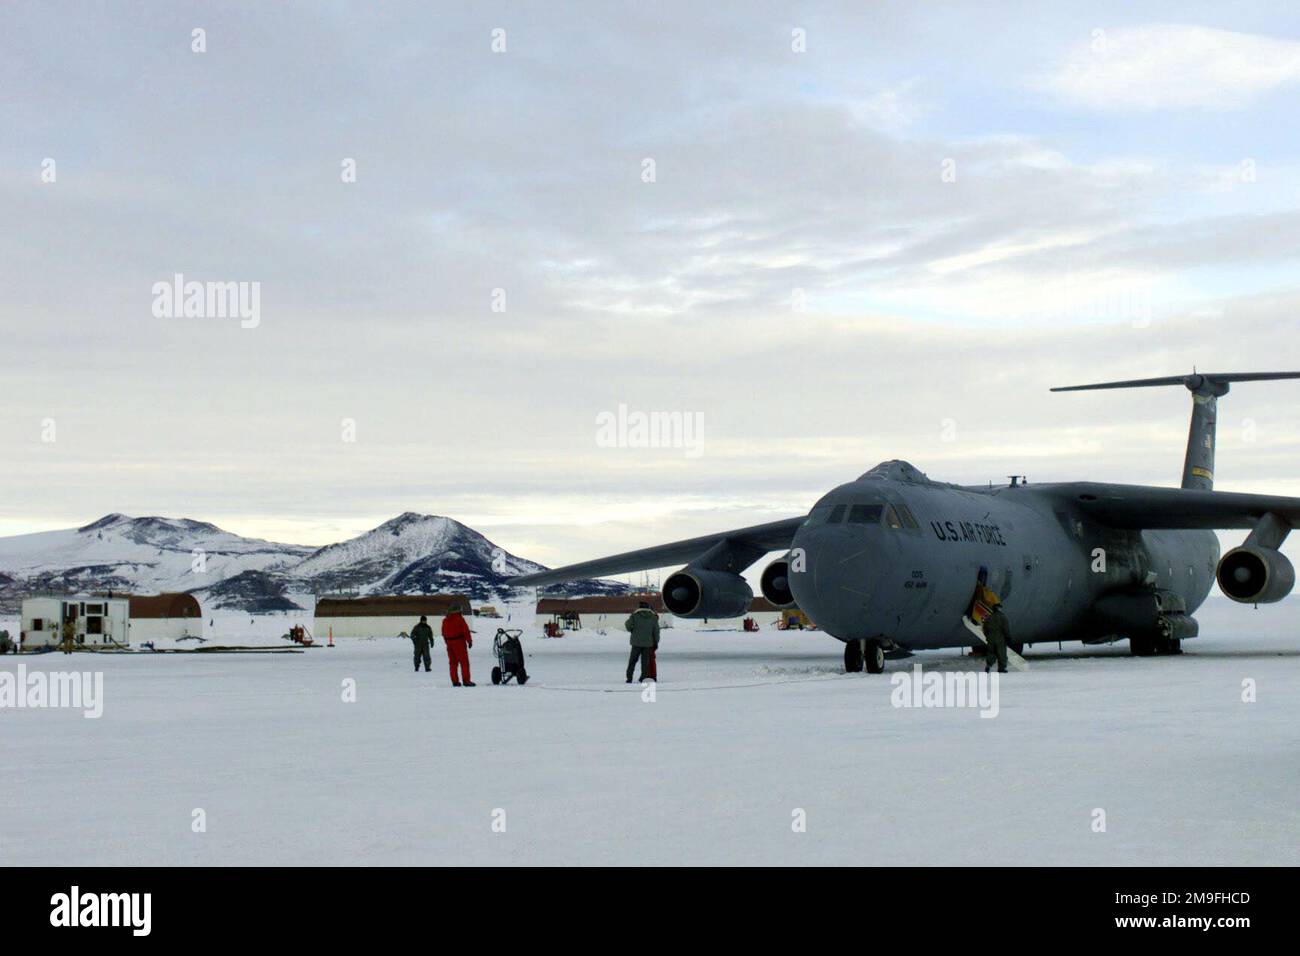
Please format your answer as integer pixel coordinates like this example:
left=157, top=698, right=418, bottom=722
left=441, top=603, right=475, bottom=686
left=982, top=604, right=1011, bottom=674
left=624, top=601, right=660, bottom=683
left=410, top=615, right=434, bottom=672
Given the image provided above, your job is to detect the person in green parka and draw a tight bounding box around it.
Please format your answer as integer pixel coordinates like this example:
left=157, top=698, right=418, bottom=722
left=624, top=601, right=660, bottom=683
left=410, top=615, right=434, bottom=673
left=982, top=604, right=1010, bottom=674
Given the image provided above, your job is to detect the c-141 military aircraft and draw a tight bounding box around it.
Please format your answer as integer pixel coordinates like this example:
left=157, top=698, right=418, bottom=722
left=510, top=372, right=1300, bottom=673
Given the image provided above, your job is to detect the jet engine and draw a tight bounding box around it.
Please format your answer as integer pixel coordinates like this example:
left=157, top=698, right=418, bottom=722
left=1217, top=546, right=1296, bottom=604
left=759, top=554, right=796, bottom=608
left=662, top=568, right=753, bottom=619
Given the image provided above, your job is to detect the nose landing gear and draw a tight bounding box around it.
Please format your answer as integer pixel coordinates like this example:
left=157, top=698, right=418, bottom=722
left=843, top=639, right=886, bottom=674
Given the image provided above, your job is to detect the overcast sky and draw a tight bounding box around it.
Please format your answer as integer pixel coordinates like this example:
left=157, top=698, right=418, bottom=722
left=4, top=2, right=1300, bottom=571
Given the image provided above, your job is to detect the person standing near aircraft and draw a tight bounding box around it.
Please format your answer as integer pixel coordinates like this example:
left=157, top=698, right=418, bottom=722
left=442, top=603, right=475, bottom=686
left=983, top=604, right=1010, bottom=674
left=410, top=615, right=434, bottom=673
left=625, top=600, right=660, bottom=683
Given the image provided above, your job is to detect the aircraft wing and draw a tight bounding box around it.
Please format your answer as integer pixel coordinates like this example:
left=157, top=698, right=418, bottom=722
left=1046, top=483, right=1300, bottom=530
left=506, top=516, right=807, bottom=588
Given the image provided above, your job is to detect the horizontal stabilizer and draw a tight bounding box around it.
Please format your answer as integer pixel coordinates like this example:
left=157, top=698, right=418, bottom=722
left=1051, top=372, right=1300, bottom=392
left=1052, top=372, right=1300, bottom=490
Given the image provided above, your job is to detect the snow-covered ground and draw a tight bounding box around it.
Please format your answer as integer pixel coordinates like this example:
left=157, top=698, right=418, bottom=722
left=2, top=596, right=1297, bottom=866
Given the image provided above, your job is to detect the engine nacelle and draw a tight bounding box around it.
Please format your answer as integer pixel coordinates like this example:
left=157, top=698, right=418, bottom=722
left=1217, top=546, right=1296, bottom=604
left=662, top=569, right=753, bottom=619
left=759, top=555, right=796, bottom=608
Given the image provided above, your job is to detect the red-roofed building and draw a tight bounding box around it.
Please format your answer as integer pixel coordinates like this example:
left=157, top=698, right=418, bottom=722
left=314, top=594, right=473, bottom=640
left=127, top=592, right=203, bottom=642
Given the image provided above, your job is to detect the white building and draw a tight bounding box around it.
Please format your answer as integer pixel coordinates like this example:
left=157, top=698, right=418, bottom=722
left=534, top=595, right=670, bottom=631
left=127, top=593, right=203, bottom=642
left=314, top=594, right=473, bottom=640
left=21, top=596, right=130, bottom=648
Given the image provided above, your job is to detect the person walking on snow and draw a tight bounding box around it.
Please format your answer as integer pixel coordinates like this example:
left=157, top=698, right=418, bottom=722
left=983, top=603, right=1010, bottom=674
left=442, top=603, right=475, bottom=686
left=624, top=601, right=660, bottom=683
left=410, top=615, right=434, bottom=672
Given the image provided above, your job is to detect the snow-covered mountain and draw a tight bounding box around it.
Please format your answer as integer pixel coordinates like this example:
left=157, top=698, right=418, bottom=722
left=0, top=514, right=310, bottom=606
left=0, top=512, right=621, bottom=611
left=291, top=512, right=547, bottom=596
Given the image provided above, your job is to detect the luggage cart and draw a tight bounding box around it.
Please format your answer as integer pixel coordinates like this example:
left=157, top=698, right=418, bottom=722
left=491, top=628, right=529, bottom=685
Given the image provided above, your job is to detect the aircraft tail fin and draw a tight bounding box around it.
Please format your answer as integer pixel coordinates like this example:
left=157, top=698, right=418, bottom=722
left=1051, top=372, right=1300, bottom=491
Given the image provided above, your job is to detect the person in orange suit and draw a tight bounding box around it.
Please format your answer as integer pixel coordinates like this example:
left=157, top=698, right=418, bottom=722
left=441, top=603, right=475, bottom=687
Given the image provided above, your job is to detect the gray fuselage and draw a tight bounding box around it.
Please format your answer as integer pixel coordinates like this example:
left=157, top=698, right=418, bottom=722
left=788, top=461, right=1219, bottom=649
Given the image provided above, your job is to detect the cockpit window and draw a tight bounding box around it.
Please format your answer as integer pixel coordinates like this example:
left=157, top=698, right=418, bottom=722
left=808, top=501, right=909, bottom=528
left=804, top=503, right=847, bottom=526
left=847, top=504, right=883, bottom=524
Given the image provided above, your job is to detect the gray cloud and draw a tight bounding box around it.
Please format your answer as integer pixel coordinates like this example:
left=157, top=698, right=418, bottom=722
left=3, top=2, right=1299, bottom=567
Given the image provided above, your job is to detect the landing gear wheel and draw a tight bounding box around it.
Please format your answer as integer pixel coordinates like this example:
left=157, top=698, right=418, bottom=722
left=491, top=666, right=502, bottom=685
left=1155, top=637, right=1183, bottom=655
left=864, top=639, right=885, bottom=674
left=1130, top=636, right=1156, bottom=656
left=844, top=640, right=863, bottom=673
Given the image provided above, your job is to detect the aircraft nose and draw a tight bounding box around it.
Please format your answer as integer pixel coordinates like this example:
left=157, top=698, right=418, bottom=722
left=788, top=525, right=875, bottom=638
